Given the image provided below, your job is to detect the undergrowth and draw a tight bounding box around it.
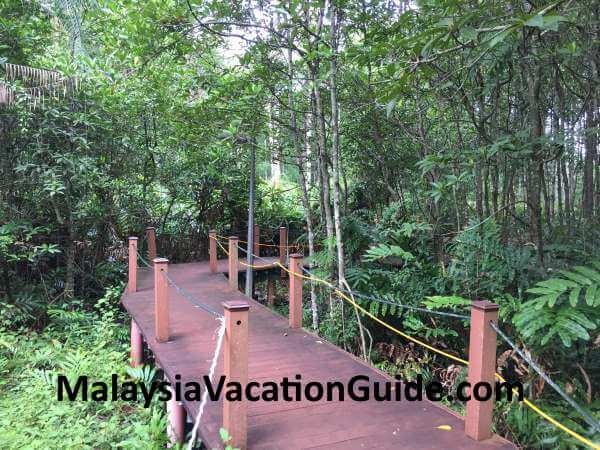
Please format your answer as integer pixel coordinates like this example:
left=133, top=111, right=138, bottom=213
left=0, top=286, right=168, bottom=450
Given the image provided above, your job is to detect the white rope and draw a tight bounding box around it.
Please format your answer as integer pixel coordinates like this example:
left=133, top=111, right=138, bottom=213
left=187, top=316, right=226, bottom=450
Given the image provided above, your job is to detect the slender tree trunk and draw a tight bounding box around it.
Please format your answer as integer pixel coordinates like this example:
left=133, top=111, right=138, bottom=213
left=583, top=101, right=596, bottom=219
left=329, top=3, right=345, bottom=286
left=311, top=68, right=335, bottom=271
left=299, top=115, right=319, bottom=330
left=64, top=191, right=75, bottom=299
left=524, top=56, right=544, bottom=264
left=287, top=20, right=318, bottom=330
left=475, top=161, right=484, bottom=220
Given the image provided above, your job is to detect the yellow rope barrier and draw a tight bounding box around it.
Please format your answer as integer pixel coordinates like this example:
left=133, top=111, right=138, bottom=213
left=214, top=233, right=304, bottom=250
left=211, top=232, right=598, bottom=448
left=275, top=262, right=599, bottom=449
left=214, top=237, right=229, bottom=256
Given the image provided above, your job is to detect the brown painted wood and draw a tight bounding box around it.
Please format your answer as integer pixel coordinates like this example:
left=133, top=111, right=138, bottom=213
left=228, top=236, right=239, bottom=291
left=128, top=237, right=138, bottom=293
left=253, top=224, right=260, bottom=256
left=223, top=301, right=250, bottom=450
left=153, top=258, right=169, bottom=342
left=122, top=260, right=514, bottom=450
left=466, top=301, right=499, bottom=440
left=145, top=227, right=157, bottom=262
left=279, top=226, right=287, bottom=279
left=288, top=254, right=303, bottom=328
left=209, top=230, right=218, bottom=273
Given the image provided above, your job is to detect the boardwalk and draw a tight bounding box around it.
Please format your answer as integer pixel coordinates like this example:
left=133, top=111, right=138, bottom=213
left=121, top=259, right=514, bottom=450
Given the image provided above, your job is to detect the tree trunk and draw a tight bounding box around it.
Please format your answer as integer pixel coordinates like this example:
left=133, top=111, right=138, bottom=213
left=524, top=59, right=545, bottom=264
left=583, top=101, right=596, bottom=219
left=287, top=20, right=318, bottom=330
left=329, top=3, right=345, bottom=286
left=311, top=68, right=335, bottom=273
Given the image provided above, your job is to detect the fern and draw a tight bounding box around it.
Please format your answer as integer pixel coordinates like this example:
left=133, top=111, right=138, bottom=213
left=126, top=365, right=157, bottom=386
left=363, top=243, right=414, bottom=263
left=514, top=262, right=600, bottom=348
left=422, top=295, right=471, bottom=310
left=525, top=262, right=600, bottom=307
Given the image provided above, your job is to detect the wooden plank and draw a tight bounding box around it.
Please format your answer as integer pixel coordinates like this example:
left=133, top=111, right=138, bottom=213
left=121, top=260, right=514, bottom=450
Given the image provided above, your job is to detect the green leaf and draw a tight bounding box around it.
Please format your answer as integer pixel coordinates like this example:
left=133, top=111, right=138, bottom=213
left=573, top=266, right=600, bottom=283
left=220, top=428, right=231, bottom=443
left=558, top=270, right=592, bottom=285
left=569, top=287, right=581, bottom=307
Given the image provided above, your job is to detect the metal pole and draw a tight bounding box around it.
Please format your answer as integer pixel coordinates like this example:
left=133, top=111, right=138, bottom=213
left=245, top=142, right=255, bottom=298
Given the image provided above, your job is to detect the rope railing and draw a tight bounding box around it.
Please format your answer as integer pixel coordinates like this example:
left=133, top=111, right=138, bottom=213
left=136, top=249, right=222, bottom=318
left=214, top=232, right=305, bottom=250
left=136, top=249, right=152, bottom=268
left=198, top=233, right=599, bottom=448
left=301, top=266, right=470, bottom=321
left=164, top=272, right=223, bottom=318
left=128, top=234, right=242, bottom=449
left=229, top=244, right=598, bottom=449
left=187, top=316, right=226, bottom=450
left=490, top=321, right=600, bottom=434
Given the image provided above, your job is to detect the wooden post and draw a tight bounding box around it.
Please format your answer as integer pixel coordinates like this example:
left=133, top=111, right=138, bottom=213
left=154, top=258, right=170, bottom=343
left=167, top=382, right=186, bottom=445
left=223, top=301, right=249, bottom=450
left=288, top=254, right=303, bottom=329
left=209, top=230, right=218, bottom=273
left=279, top=226, right=287, bottom=279
left=465, top=300, right=499, bottom=441
left=145, top=227, right=157, bottom=262
left=253, top=224, right=260, bottom=256
left=228, top=236, right=239, bottom=291
left=128, top=237, right=138, bottom=294
left=130, top=320, right=143, bottom=367
left=267, top=276, right=275, bottom=307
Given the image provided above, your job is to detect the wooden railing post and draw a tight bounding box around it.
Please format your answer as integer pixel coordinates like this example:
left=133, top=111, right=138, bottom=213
left=145, top=227, right=157, bottom=262
left=253, top=224, right=260, bottom=256
left=130, top=320, right=143, bottom=367
left=209, top=230, right=218, bottom=273
left=128, top=237, right=138, bottom=294
left=228, top=236, right=239, bottom=291
left=465, top=300, right=499, bottom=441
left=279, top=226, right=287, bottom=279
left=288, top=254, right=303, bottom=329
left=223, top=301, right=249, bottom=450
left=154, top=258, right=170, bottom=343
left=167, top=382, right=186, bottom=445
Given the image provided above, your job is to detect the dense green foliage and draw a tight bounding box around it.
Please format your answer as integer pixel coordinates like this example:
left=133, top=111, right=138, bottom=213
left=0, top=287, right=169, bottom=449
left=1, top=0, right=599, bottom=448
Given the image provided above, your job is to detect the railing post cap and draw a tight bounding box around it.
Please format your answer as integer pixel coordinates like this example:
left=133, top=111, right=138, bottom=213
left=223, top=300, right=250, bottom=312
left=129, top=236, right=138, bottom=241
left=145, top=226, right=155, bottom=231
left=209, top=229, right=217, bottom=234
left=153, top=257, right=169, bottom=264
left=229, top=235, right=239, bottom=240
left=471, top=300, right=499, bottom=311
left=289, top=253, right=303, bottom=259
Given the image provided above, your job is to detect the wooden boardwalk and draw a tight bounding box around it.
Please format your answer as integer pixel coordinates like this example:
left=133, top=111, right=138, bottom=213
left=121, top=259, right=514, bottom=450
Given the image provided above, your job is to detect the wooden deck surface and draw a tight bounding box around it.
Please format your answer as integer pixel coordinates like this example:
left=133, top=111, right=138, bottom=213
left=121, top=259, right=514, bottom=450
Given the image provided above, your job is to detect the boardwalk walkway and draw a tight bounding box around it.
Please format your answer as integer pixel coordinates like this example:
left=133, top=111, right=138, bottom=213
left=121, top=258, right=514, bottom=449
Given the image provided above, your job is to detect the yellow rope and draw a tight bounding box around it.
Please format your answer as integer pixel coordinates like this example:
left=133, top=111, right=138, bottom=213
left=214, top=237, right=229, bottom=256
left=213, top=237, right=280, bottom=269
left=211, top=235, right=598, bottom=448
left=275, top=262, right=599, bottom=449
left=213, top=233, right=304, bottom=250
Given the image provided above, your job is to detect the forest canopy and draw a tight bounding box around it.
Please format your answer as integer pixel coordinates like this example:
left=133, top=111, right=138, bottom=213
left=1, top=0, right=599, bottom=448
